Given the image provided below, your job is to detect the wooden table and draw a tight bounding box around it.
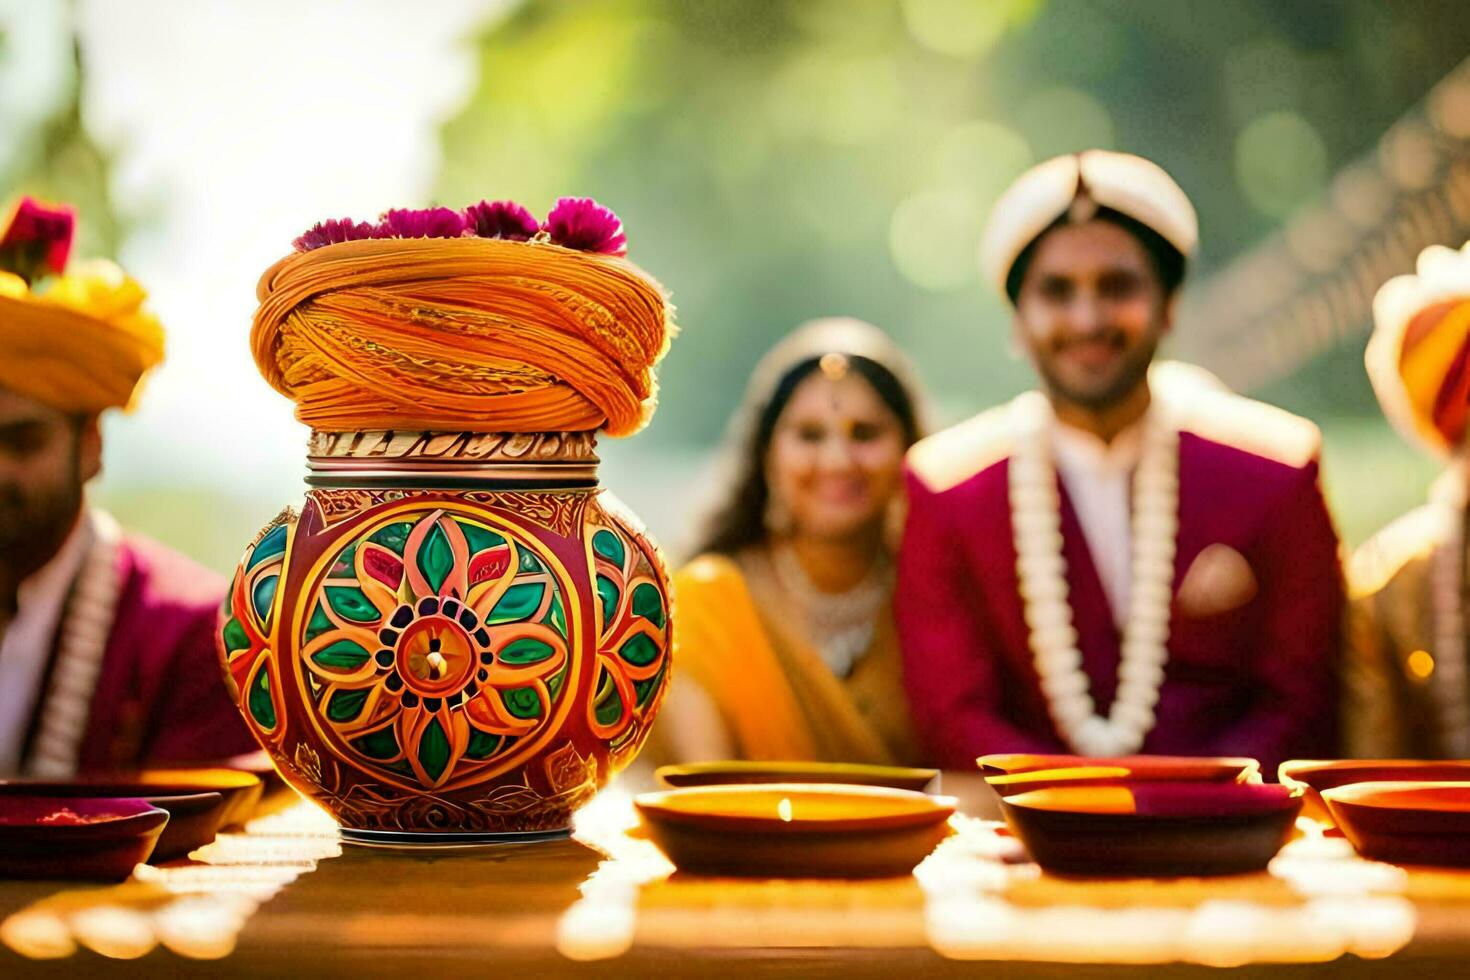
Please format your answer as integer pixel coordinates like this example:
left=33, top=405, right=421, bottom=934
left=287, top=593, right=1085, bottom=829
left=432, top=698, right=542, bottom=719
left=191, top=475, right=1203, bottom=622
left=2, top=774, right=1469, bottom=977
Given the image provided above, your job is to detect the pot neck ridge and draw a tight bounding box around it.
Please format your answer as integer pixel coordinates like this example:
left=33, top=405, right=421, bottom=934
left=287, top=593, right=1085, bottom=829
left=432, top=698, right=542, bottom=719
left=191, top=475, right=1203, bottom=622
left=305, top=430, right=600, bottom=489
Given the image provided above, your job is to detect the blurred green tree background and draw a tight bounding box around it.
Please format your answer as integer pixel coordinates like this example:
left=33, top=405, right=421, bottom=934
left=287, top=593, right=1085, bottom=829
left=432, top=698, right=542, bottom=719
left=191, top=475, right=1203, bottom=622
left=5, top=0, right=1470, bottom=569
left=435, top=0, right=1468, bottom=547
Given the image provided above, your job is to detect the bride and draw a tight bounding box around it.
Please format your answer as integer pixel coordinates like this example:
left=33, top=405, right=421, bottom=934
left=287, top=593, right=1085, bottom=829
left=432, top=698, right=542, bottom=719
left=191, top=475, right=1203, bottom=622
left=655, top=318, right=928, bottom=765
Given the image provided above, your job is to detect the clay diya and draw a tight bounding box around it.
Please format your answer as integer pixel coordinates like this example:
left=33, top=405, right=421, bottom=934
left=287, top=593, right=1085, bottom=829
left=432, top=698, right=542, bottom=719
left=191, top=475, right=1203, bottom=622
left=979, top=753, right=1260, bottom=782
left=1322, top=781, right=1470, bottom=866
left=655, top=761, right=938, bottom=792
left=634, top=784, right=955, bottom=878
left=132, top=769, right=264, bottom=829
left=1000, top=782, right=1301, bottom=876
left=0, top=796, right=169, bottom=881
left=1280, top=760, right=1470, bottom=824
left=0, top=782, right=225, bottom=862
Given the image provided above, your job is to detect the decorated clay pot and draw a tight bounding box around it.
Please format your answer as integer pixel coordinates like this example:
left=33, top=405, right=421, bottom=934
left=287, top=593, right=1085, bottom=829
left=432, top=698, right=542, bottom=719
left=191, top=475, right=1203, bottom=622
left=218, top=429, right=670, bottom=843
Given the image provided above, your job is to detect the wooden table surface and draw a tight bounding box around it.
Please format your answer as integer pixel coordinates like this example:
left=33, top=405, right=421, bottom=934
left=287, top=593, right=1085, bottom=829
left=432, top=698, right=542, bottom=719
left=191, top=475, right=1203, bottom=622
left=2, top=773, right=1469, bottom=977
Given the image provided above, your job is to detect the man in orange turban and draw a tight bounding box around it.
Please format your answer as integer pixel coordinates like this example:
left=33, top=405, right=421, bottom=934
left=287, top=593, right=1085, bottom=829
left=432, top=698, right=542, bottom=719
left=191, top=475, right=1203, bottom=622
left=0, top=197, right=255, bottom=776
left=1348, top=241, right=1470, bottom=758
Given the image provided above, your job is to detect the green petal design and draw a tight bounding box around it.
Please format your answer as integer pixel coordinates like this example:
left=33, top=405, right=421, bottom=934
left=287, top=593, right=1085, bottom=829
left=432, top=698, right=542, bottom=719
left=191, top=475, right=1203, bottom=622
left=595, top=575, right=619, bottom=626
left=592, top=672, right=624, bottom=727
left=312, top=639, right=371, bottom=670
left=221, top=617, right=250, bottom=656
left=503, top=687, right=543, bottom=719
left=304, top=602, right=333, bottom=642
left=498, top=637, right=556, bottom=665
left=247, top=522, right=289, bottom=571
left=547, top=665, right=567, bottom=699
left=326, top=687, right=369, bottom=722
left=326, top=585, right=378, bottom=623
left=248, top=666, right=276, bottom=729
left=634, top=658, right=668, bottom=709
left=619, top=633, right=661, bottom=668
left=419, top=522, right=455, bottom=595
left=592, top=529, right=625, bottom=567
left=548, top=594, right=567, bottom=637
left=352, top=727, right=399, bottom=760
left=251, top=573, right=279, bottom=624
left=466, top=728, right=501, bottom=760
left=419, top=718, right=451, bottom=781
left=630, top=582, right=666, bottom=628
left=369, top=521, right=413, bottom=554
left=487, top=582, right=544, bottom=625
left=518, top=548, right=544, bottom=574
left=458, top=521, right=506, bottom=556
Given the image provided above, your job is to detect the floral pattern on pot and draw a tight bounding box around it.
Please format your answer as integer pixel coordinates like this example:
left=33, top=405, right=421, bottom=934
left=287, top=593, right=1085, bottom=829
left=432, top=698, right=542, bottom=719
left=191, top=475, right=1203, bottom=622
left=295, top=508, right=576, bottom=790
left=586, top=505, right=670, bottom=756
left=219, top=510, right=294, bottom=746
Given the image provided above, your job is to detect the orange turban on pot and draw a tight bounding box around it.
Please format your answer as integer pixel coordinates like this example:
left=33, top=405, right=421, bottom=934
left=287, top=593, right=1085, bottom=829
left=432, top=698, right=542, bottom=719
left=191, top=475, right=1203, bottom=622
left=251, top=199, right=674, bottom=437
left=1368, top=241, right=1470, bottom=456
left=0, top=197, right=164, bottom=415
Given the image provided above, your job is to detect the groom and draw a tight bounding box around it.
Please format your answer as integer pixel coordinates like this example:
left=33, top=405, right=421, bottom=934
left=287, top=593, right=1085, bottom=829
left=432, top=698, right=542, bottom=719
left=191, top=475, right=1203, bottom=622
left=896, top=151, right=1343, bottom=771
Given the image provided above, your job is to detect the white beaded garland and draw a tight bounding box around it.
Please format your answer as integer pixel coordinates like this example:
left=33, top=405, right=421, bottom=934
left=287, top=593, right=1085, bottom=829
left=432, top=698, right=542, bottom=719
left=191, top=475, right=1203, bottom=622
left=1008, top=392, right=1180, bottom=756
left=26, top=510, right=123, bottom=778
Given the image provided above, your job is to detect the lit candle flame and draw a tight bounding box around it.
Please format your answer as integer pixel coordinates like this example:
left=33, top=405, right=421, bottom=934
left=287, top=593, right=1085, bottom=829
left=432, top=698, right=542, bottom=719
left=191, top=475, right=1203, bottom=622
left=777, top=797, right=793, bottom=822
left=426, top=651, right=447, bottom=679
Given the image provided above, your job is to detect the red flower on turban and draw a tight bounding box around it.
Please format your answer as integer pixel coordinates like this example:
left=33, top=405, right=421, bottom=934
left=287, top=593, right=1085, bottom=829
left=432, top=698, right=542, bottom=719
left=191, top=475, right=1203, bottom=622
left=0, top=197, right=76, bottom=284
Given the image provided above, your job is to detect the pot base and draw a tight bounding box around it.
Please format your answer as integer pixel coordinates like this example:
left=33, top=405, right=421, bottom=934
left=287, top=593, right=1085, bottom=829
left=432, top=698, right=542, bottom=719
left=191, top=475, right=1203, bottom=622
left=340, top=826, right=572, bottom=848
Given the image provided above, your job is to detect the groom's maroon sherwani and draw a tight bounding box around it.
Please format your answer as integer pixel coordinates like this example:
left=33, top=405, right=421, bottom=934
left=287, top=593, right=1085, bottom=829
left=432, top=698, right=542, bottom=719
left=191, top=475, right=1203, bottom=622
left=16, top=533, right=258, bottom=772
left=895, top=389, right=1343, bottom=774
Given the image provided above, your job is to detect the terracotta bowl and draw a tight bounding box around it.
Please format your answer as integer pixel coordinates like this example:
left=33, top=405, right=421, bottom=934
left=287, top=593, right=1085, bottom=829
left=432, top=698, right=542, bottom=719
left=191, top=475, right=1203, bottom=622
left=1322, top=781, right=1470, bottom=866
left=635, top=783, right=956, bottom=878
left=0, top=782, right=225, bottom=862
left=1000, top=782, right=1301, bottom=877
left=215, top=749, right=289, bottom=793
left=1280, top=760, right=1470, bottom=824
left=656, top=761, right=939, bottom=792
left=985, top=763, right=1255, bottom=799
left=130, top=769, right=264, bottom=829
left=978, top=753, right=1260, bottom=782
left=0, top=796, right=169, bottom=880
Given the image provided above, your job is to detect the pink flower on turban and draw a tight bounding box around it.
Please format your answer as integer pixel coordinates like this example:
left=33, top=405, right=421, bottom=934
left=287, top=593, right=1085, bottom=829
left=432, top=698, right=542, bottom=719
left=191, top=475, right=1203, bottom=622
left=544, top=197, right=627, bottom=256
left=0, top=197, right=76, bottom=283
left=463, top=200, right=539, bottom=241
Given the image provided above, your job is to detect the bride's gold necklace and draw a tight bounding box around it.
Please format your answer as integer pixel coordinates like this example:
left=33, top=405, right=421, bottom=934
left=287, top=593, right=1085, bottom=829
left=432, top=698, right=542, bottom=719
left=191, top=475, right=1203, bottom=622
left=770, top=544, right=891, bottom=678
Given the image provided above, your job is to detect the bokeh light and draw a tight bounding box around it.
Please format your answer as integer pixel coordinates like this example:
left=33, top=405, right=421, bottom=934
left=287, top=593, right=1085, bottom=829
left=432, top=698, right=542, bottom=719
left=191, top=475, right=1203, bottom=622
left=889, top=188, right=983, bottom=291
left=1235, top=110, right=1329, bottom=217
left=1379, top=119, right=1440, bottom=190
left=1015, top=88, right=1115, bottom=158
left=767, top=50, right=903, bottom=146
left=931, top=120, right=1033, bottom=203
left=901, top=0, right=1027, bottom=59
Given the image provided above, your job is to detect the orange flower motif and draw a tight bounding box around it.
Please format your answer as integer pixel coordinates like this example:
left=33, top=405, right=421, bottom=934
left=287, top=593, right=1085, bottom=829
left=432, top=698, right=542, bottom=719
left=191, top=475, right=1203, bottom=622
left=298, top=511, right=571, bottom=789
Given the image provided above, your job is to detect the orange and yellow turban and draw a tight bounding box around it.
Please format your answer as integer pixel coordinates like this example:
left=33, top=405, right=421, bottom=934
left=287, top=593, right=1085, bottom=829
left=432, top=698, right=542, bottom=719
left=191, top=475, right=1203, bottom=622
left=0, top=197, right=164, bottom=415
left=1368, top=241, right=1470, bottom=456
left=251, top=199, right=674, bottom=437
